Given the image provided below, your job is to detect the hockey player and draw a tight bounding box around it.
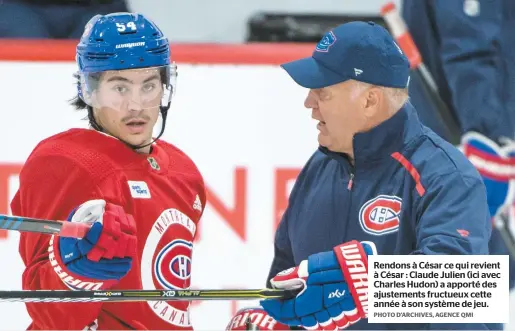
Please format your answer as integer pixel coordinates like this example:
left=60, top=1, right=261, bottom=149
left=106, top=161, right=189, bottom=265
left=255, top=21, right=501, bottom=330
left=401, top=0, right=515, bottom=289
left=11, top=12, right=206, bottom=330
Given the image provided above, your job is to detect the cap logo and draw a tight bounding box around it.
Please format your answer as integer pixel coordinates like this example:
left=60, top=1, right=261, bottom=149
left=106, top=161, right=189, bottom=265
left=315, top=31, right=336, bottom=53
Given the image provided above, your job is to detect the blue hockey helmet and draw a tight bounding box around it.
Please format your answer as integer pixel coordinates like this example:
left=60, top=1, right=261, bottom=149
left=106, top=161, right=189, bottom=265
left=76, top=12, right=172, bottom=73
left=75, top=12, right=177, bottom=149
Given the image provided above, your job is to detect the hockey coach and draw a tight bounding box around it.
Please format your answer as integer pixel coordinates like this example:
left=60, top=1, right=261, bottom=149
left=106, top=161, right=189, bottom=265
left=257, top=21, right=501, bottom=330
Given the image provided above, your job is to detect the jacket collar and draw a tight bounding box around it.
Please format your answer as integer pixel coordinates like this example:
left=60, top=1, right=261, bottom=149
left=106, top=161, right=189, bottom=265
left=320, top=102, right=422, bottom=168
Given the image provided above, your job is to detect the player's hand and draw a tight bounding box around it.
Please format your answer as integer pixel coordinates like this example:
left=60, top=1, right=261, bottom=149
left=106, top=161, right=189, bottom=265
left=260, top=240, right=376, bottom=330
left=462, top=132, right=515, bottom=218
left=225, top=307, right=290, bottom=330
left=57, top=199, right=137, bottom=281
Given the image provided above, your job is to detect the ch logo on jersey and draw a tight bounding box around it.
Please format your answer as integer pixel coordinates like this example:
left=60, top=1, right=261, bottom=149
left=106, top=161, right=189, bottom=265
left=155, top=240, right=192, bottom=289
left=359, top=195, right=401, bottom=235
left=141, top=208, right=197, bottom=327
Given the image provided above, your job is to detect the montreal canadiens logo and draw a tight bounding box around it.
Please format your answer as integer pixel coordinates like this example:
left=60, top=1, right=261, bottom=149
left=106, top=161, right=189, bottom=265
left=359, top=195, right=402, bottom=235
left=141, top=208, right=197, bottom=327
left=155, top=240, right=193, bottom=289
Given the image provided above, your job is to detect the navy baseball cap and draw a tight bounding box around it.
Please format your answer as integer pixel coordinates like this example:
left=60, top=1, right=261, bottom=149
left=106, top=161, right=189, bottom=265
left=281, top=21, right=410, bottom=89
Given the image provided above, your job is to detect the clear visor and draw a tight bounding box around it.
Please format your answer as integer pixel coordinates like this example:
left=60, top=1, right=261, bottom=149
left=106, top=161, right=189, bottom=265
left=78, top=64, right=177, bottom=111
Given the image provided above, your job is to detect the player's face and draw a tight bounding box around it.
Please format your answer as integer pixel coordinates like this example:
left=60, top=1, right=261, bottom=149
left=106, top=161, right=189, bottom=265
left=305, top=80, right=369, bottom=155
left=93, top=68, right=162, bottom=149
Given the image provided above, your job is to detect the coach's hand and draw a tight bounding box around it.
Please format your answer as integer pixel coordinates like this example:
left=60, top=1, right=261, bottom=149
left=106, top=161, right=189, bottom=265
left=57, top=199, right=137, bottom=282
left=260, top=240, right=376, bottom=330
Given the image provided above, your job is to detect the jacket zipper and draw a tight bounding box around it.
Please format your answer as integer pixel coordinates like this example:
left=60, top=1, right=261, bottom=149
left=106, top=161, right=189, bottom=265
left=342, top=168, right=355, bottom=243
left=347, top=172, right=355, bottom=190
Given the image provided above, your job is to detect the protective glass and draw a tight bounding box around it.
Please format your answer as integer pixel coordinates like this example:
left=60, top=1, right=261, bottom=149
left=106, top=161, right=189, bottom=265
left=78, top=64, right=177, bottom=111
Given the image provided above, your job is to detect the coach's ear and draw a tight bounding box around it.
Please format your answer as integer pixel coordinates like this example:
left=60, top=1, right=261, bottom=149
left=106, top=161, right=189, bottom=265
left=226, top=307, right=290, bottom=330
left=361, top=84, right=384, bottom=119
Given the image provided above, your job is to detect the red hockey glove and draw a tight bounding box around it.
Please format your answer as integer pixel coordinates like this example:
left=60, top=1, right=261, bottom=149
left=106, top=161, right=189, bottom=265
left=226, top=307, right=290, bottom=330
left=55, top=200, right=137, bottom=284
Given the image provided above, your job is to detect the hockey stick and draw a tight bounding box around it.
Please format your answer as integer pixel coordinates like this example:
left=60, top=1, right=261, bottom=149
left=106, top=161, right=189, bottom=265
left=0, top=214, right=90, bottom=238
left=0, top=216, right=301, bottom=302
left=380, top=2, right=462, bottom=146
left=0, top=289, right=299, bottom=303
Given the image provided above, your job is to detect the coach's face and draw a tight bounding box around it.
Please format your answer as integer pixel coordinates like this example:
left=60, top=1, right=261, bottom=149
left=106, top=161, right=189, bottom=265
left=305, top=80, right=374, bottom=156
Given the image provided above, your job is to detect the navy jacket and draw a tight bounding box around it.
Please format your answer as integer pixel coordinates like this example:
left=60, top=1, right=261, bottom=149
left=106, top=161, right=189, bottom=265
left=267, top=103, right=501, bottom=330
left=402, top=0, right=515, bottom=290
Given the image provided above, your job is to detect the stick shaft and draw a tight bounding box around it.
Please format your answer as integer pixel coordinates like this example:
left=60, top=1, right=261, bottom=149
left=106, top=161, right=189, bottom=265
left=0, top=214, right=90, bottom=238
left=0, top=289, right=297, bottom=302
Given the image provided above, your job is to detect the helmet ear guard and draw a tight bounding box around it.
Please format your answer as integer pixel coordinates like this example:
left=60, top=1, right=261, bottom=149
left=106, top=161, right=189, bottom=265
left=76, top=72, right=92, bottom=106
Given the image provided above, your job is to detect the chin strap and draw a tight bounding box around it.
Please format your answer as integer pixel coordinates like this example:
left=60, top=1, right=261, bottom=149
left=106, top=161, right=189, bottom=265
left=87, top=104, right=169, bottom=152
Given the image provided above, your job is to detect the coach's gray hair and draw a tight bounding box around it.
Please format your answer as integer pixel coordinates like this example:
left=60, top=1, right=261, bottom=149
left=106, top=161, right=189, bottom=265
left=351, top=80, right=409, bottom=114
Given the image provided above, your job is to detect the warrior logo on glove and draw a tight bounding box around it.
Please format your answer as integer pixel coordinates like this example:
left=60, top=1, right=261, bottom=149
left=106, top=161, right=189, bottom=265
left=260, top=240, right=376, bottom=330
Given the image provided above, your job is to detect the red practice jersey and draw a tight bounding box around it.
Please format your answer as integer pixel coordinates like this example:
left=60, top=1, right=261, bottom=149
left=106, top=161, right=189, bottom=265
left=11, top=129, right=206, bottom=330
